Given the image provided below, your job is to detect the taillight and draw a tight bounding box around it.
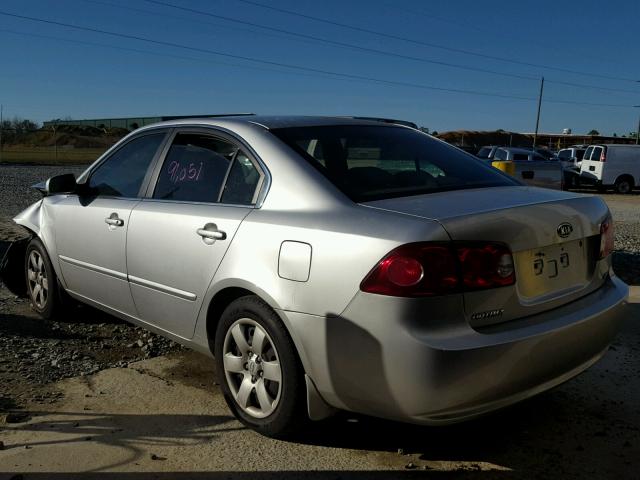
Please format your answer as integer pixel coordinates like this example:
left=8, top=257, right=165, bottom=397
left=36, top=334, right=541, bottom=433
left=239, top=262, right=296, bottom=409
left=360, top=242, right=515, bottom=297
left=600, top=150, right=606, bottom=162
left=600, top=215, right=614, bottom=259
left=457, top=244, right=515, bottom=290
left=360, top=244, right=457, bottom=297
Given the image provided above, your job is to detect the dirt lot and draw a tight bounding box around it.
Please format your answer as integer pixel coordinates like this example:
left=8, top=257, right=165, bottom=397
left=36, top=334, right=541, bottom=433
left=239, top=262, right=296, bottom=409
left=1, top=165, right=640, bottom=478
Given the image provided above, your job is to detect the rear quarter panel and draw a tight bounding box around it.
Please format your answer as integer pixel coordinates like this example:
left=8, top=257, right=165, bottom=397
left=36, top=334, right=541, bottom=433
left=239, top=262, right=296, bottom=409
left=190, top=204, right=451, bottom=365
left=204, top=206, right=450, bottom=316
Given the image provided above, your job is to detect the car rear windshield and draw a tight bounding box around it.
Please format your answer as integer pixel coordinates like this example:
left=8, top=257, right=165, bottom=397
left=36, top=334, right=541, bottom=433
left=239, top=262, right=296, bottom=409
left=271, top=125, right=519, bottom=202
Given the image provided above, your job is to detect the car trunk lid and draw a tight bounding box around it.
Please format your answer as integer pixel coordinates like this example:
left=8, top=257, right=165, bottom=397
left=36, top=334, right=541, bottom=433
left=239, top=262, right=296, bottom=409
left=361, top=186, right=610, bottom=327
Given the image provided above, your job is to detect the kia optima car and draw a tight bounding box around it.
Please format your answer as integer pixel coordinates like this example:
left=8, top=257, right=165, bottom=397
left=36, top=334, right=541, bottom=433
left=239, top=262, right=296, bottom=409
left=6, top=116, right=628, bottom=437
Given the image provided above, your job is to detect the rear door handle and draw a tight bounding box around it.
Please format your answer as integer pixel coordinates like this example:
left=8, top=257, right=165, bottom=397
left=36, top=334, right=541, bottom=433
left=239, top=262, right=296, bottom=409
left=105, top=213, right=124, bottom=227
left=197, top=223, right=226, bottom=243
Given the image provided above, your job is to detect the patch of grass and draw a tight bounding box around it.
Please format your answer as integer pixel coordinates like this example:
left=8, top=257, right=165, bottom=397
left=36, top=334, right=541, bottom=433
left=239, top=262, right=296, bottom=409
left=0, top=147, right=106, bottom=165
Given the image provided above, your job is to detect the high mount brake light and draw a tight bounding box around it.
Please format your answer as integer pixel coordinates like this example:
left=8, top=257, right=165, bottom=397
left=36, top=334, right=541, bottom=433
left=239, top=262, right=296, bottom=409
left=600, top=216, right=614, bottom=259
left=360, top=242, right=515, bottom=297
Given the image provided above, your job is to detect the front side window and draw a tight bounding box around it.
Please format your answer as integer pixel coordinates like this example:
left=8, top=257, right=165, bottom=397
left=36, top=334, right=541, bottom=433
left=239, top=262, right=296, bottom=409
left=272, top=125, right=519, bottom=202
left=557, top=149, right=572, bottom=159
left=88, top=133, right=165, bottom=197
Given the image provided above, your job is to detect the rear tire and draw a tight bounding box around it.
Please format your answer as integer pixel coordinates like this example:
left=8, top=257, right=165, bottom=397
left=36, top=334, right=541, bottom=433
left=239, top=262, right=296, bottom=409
left=24, top=238, right=62, bottom=320
left=214, top=295, right=308, bottom=438
left=615, top=177, right=633, bottom=194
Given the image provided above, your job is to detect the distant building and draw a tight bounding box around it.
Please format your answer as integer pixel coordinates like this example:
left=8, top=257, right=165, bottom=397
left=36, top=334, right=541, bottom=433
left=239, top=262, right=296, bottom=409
left=43, top=114, right=253, bottom=130
left=438, top=130, right=638, bottom=151
left=522, top=132, right=637, bottom=149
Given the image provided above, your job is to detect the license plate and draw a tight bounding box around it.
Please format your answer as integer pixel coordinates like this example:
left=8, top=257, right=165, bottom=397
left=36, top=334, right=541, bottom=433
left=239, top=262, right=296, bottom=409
left=532, top=251, right=571, bottom=278
left=514, top=239, right=589, bottom=300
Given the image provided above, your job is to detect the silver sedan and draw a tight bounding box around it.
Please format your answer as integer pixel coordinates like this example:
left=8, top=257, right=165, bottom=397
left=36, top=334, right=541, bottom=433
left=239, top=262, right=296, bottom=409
left=8, top=116, right=628, bottom=437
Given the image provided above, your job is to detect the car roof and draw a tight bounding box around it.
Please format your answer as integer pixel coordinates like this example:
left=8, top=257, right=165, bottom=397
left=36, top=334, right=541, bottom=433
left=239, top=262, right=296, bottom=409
left=141, top=115, right=411, bottom=131
left=497, top=147, right=537, bottom=153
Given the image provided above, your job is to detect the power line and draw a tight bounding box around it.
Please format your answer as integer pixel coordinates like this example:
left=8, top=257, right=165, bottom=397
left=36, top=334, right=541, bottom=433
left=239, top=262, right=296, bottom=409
left=0, top=10, right=632, bottom=108
left=83, top=0, right=325, bottom=48
left=134, top=0, right=640, bottom=95
left=139, top=0, right=640, bottom=94
left=0, top=9, right=537, bottom=100
left=231, top=0, right=640, bottom=84
left=0, top=28, right=342, bottom=81
left=133, top=0, right=536, bottom=83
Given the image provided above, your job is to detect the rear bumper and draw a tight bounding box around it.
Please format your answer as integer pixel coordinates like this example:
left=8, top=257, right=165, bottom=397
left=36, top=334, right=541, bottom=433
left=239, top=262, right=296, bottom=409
left=286, top=274, right=628, bottom=425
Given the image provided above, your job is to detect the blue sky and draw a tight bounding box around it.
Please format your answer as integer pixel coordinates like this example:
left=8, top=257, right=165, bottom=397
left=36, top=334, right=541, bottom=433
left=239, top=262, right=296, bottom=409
left=1, top=0, right=639, bottom=134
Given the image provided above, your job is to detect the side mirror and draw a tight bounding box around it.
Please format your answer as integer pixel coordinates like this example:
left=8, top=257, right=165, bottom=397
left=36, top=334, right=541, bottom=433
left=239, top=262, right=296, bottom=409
left=33, top=173, right=78, bottom=196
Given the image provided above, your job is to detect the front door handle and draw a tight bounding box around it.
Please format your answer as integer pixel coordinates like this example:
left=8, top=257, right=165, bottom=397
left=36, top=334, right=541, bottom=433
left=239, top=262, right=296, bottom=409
left=197, top=223, right=226, bottom=244
left=105, top=213, right=124, bottom=227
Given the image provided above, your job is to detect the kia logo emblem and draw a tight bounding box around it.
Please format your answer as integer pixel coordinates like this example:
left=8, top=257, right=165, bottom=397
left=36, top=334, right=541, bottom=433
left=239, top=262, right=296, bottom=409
left=557, top=222, right=573, bottom=238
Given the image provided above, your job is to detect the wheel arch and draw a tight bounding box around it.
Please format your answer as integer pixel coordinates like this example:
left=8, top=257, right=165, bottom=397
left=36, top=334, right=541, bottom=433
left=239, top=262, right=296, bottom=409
left=615, top=173, right=635, bottom=186
left=203, top=283, right=335, bottom=422
left=14, top=200, right=69, bottom=289
left=204, top=282, right=310, bottom=370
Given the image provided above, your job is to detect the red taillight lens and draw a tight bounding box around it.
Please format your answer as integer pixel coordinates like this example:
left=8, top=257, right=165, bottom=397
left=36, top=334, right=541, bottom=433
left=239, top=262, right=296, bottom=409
left=360, top=244, right=457, bottom=297
left=600, top=151, right=606, bottom=162
left=600, top=216, right=614, bottom=259
left=387, top=257, right=424, bottom=286
left=360, top=242, right=515, bottom=297
left=457, top=244, right=515, bottom=290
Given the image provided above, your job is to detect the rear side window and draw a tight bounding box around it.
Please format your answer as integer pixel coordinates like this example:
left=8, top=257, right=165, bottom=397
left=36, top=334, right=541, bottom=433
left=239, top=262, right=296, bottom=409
left=576, top=149, right=586, bottom=159
left=220, top=151, right=262, bottom=204
left=154, top=133, right=234, bottom=203
left=88, top=133, right=165, bottom=197
left=557, top=149, right=572, bottom=159
left=153, top=133, right=262, bottom=205
left=272, top=125, right=519, bottom=202
left=512, top=153, right=529, bottom=161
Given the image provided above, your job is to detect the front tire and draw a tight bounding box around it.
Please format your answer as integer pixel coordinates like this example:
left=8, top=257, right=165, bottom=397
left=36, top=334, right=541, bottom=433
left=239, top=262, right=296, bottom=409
left=215, top=295, right=307, bottom=438
left=25, top=238, right=61, bottom=319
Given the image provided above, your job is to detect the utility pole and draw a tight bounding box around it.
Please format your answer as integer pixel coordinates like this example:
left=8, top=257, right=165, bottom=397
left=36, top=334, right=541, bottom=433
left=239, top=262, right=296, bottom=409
left=635, top=106, right=640, bottom=145
left=532, top=76, right=544, bottom=150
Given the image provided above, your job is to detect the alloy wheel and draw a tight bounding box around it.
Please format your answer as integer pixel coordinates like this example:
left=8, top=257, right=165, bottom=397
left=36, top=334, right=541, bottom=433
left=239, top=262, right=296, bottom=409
left=223, top=318, right=282, bottom=418
left=27, top=250, right=48, bottom=310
